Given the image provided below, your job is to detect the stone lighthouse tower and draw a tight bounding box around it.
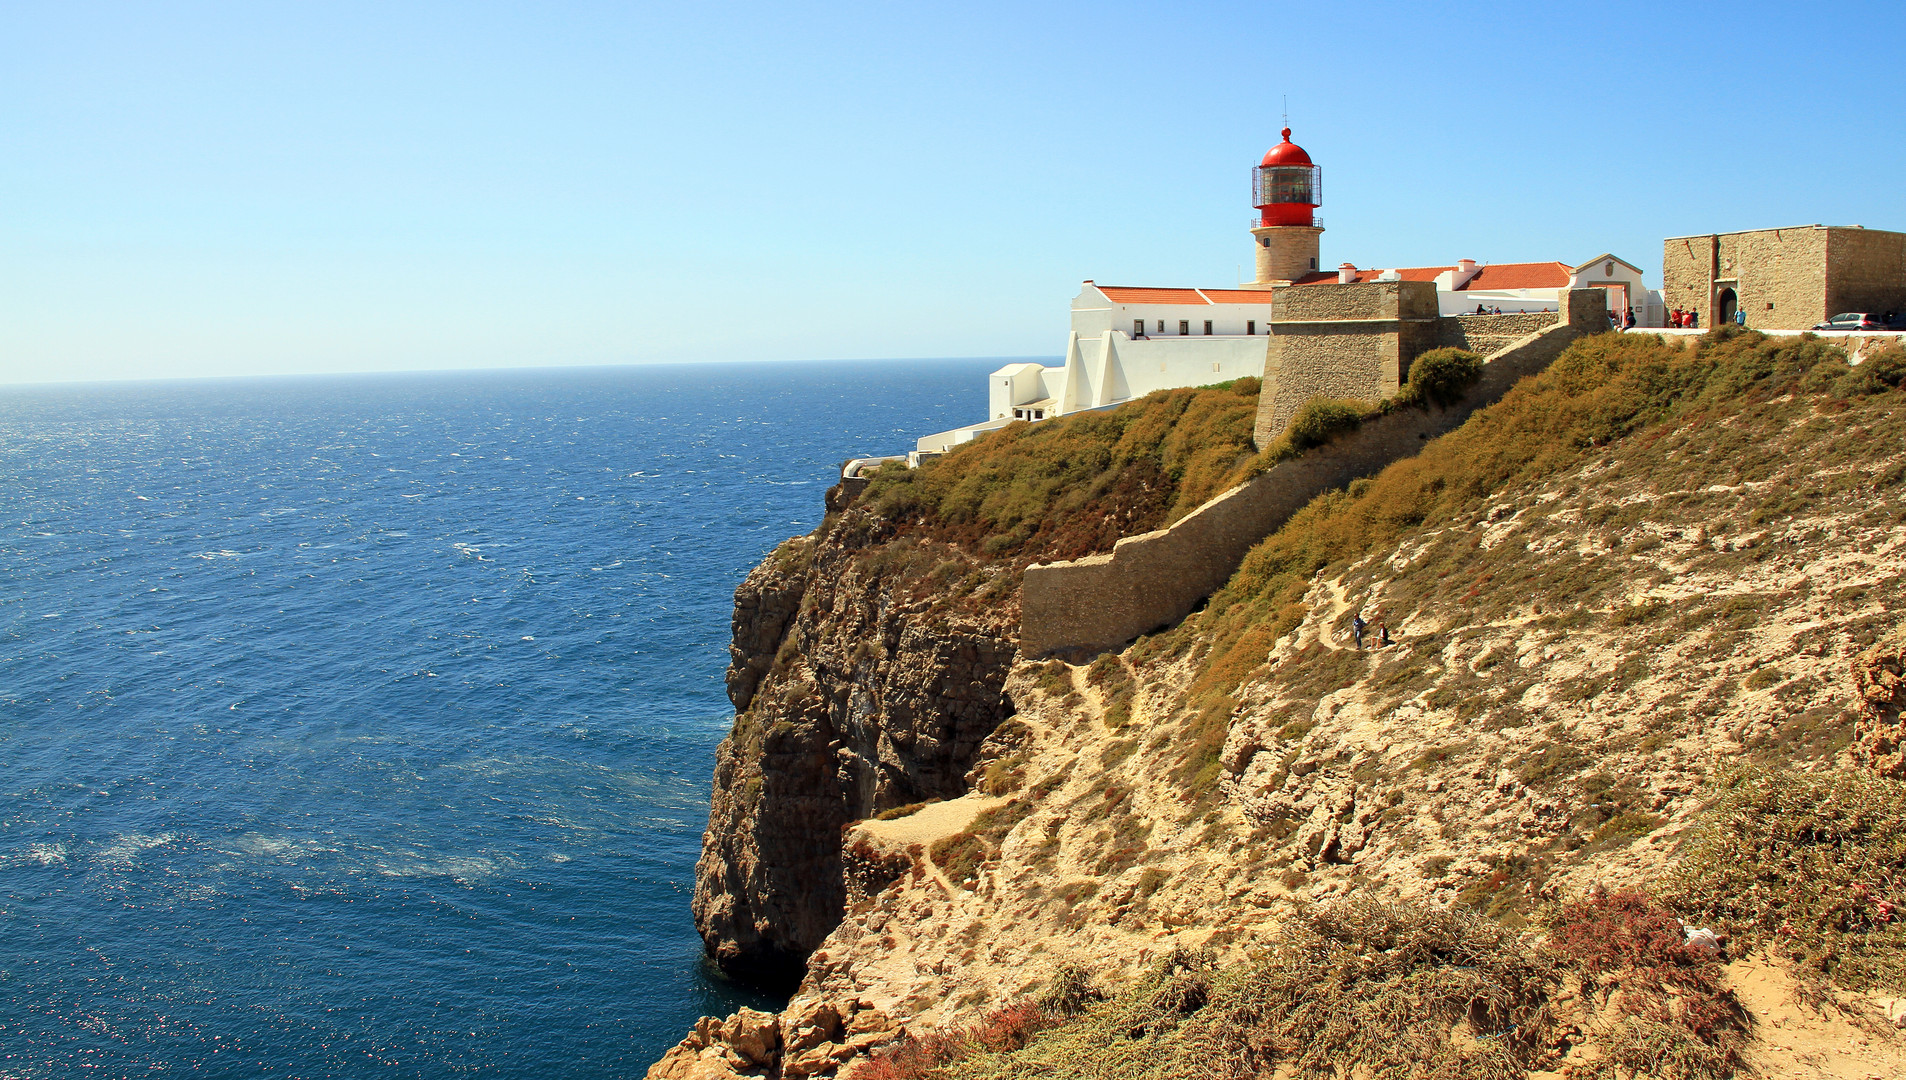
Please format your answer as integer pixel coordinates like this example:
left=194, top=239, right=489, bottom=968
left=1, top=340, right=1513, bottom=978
left=1250, top=128, right=1323, bottom=286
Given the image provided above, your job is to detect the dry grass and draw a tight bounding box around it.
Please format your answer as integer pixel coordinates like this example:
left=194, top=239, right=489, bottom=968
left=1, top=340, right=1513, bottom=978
left=858, top=378, right=1264, bottom=565
left=930, top=901, right=1562, bottom=1080
left=1169, top=331, right=1906, bottom=748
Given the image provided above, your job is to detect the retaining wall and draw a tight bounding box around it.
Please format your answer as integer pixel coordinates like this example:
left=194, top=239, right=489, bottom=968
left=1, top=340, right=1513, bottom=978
left=1436, top=312, right=1557, bottom=356
left=1018, top=289, right=1608, bottom=658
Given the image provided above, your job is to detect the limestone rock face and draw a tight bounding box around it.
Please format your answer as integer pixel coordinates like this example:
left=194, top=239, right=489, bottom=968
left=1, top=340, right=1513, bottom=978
left=1851, top=631, right=1906, bottom=777
left=643, top=1008, right=780, bottom=1080
left=691, top=509, right=1019, bottom=990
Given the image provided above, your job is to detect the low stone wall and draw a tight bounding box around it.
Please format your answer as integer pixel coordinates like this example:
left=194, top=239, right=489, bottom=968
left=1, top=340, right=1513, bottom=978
left=1019, top=289, right=1608, bottom=658
left=1437, top=312, right=1557, bottom=356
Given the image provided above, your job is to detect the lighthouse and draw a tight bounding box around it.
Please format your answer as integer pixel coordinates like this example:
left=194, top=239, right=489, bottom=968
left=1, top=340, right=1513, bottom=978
left=1249, top=128, right=1323, bottom=286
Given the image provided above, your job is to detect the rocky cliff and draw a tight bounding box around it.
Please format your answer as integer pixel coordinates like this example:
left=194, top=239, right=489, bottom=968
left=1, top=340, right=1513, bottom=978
left=657, top=331, right=1906, bottom=1080
left=692, top=519, right=1019, bottom=991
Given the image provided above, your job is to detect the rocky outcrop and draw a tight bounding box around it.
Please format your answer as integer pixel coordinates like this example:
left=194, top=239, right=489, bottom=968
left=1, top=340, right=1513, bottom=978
left=645, top=1008, right=780, bottom=1080
left=1852, top=630, right=1906, bottom=777
left=644, top=998, right=903, bottom=1080
left=691, top=504, right=1019, bottom=990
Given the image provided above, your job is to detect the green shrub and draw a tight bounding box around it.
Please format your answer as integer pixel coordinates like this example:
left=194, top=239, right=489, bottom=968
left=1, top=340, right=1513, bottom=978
left=1282, top=395, right=1369, bottom=451
left=1393, top=347, right=1484, bottom=409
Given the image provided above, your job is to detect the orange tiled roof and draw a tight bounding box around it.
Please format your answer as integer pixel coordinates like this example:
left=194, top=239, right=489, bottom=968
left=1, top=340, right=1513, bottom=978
left=1195, top=289, right=1280, bottom=304
left=1456, top=261, right=1571, bottom=290
left=1292, top=261, right=1572, bottom=290
left=1095, top=286, right=1211, bottom=305
left=1093, top=286, right=1282, bottom=305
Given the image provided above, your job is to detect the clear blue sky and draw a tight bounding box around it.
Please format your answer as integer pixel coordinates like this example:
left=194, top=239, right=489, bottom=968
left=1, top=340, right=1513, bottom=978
left=5, top=1, right=1902, bottom=384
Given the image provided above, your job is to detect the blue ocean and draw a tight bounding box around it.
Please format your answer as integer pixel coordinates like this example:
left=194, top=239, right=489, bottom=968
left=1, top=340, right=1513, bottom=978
left=0, top=360, right=993, bottom=1078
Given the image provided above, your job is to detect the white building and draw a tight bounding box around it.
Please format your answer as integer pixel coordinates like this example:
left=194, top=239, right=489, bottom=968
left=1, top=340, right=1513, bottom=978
left=915, top=283, right=1276, bottom=455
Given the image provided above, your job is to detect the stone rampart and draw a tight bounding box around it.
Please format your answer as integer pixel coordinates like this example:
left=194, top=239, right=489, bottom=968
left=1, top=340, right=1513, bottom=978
left=1019, top=289, right=1608, bottom=658
left=1255, top=280, right=1442, bottom=444
left=1436, top=312, right=1557, bottom=356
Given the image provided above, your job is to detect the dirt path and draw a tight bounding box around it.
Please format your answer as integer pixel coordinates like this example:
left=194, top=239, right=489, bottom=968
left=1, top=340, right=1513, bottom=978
left=857, top=795, right=1006, bottom=895
left=1302, top=578, right=1355, bottom=651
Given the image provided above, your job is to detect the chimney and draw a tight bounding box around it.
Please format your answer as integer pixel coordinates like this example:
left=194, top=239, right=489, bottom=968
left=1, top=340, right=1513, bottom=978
left=1457, top=259, right=1476, bottom=274
left=1337, top=262, right=1357, bottom=285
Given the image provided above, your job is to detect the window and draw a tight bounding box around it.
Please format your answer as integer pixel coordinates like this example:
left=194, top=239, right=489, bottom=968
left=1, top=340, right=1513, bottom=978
left=1178, top=320, right=1189, bottom=335
left=1203, top=320, right=1213, bottom=335
left=1156, top=319, right=1165, bottom=332
left=1133, top=319, right=1144, bottom=337
left=1309, top=257, right=1317, bottom=270
left=1247, top=320, right=1256, bottom=335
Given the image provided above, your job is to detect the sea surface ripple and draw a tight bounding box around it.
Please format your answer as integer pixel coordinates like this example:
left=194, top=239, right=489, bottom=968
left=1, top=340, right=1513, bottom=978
left=0, top=360, right=993, bottom=1078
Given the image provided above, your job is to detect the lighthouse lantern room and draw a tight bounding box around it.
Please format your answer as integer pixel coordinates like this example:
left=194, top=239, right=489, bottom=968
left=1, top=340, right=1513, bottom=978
left=1248, top=127, right=1325, bottom=286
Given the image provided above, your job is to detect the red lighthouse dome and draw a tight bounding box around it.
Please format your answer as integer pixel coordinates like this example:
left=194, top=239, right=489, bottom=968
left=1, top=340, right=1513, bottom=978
left=1253, top=127, right=1321, bottom=227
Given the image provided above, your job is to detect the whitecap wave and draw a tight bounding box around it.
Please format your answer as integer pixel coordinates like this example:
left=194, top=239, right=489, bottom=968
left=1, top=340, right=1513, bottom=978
left=7, top=842, right=70, bottom=867
left=95, top=831, right=180, bottom=867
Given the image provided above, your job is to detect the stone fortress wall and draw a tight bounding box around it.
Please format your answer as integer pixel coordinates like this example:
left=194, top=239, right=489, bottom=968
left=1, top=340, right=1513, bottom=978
left=1827, top=227, right=1906, bottom=318
left=1436, top=312, right=1557, bottom=356
left=1254, top=280, right=1441, bottom=445
left=1663, top=225, right=1906, bottom=330
left=1019, top=289, right=1609, bottom=659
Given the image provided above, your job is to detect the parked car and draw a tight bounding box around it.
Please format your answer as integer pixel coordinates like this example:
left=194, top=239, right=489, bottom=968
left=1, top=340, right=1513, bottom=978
left=1811, top=312, right=1904, bottom=331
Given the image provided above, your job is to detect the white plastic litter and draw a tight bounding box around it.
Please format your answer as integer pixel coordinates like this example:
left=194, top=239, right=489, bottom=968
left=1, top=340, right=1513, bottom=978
left=1683, top=926, right=1721, bottom=956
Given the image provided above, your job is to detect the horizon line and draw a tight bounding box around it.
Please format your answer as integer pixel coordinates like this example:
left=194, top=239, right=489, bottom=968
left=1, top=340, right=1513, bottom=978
left=0, top=354, right=1063, bottom=392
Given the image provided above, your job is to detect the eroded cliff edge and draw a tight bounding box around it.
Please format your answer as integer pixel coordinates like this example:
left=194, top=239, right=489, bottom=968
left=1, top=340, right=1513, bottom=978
left=692, top=515, right=1020, bottom=991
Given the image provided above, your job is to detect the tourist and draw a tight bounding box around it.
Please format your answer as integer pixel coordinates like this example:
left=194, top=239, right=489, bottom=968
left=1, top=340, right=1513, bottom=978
left=1624, top=306, right=1637, bottom=329
left=1734, top=308, right=1746, bottom=326
left=1671, top=307, right=1683, bottom=327
left=1688, top=309, right=1698, bottom=329
left=1351, top=613, right=1367, bottom=650
left=1378, top=624, right=1392, bottom=647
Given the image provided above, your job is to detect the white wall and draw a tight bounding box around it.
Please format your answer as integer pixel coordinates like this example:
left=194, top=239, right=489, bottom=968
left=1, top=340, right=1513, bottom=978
left=988, top=362, right=1051, bottom=420
left=1569, top=258, right=1651, bottom=325
left=1438, top=289, right=1561, bottom=316
left=1071, top=332, right=1266, bottom=407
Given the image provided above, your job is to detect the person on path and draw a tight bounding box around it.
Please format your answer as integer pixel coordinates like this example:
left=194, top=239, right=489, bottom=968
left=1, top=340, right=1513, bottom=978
left=1734, top=307, right=1746, bottom=326
left=1688, top=309, right=1698, bottom=328
left=1351, top=613, right=1367, bottom=650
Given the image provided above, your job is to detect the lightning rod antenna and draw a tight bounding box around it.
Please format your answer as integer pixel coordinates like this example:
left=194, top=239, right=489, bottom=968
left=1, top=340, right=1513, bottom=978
left=1282, top=95, right=1288, bottom=129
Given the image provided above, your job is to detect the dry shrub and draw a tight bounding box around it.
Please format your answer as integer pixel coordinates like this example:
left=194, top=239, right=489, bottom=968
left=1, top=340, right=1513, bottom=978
left=1662, top=767, right=1906, bottom=993
left=1550, top=889, right=1750, bottom=1079
left=854, top=1002, right=1058, bottom=1080
left=936, top=900, right=1561, bottom=1080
